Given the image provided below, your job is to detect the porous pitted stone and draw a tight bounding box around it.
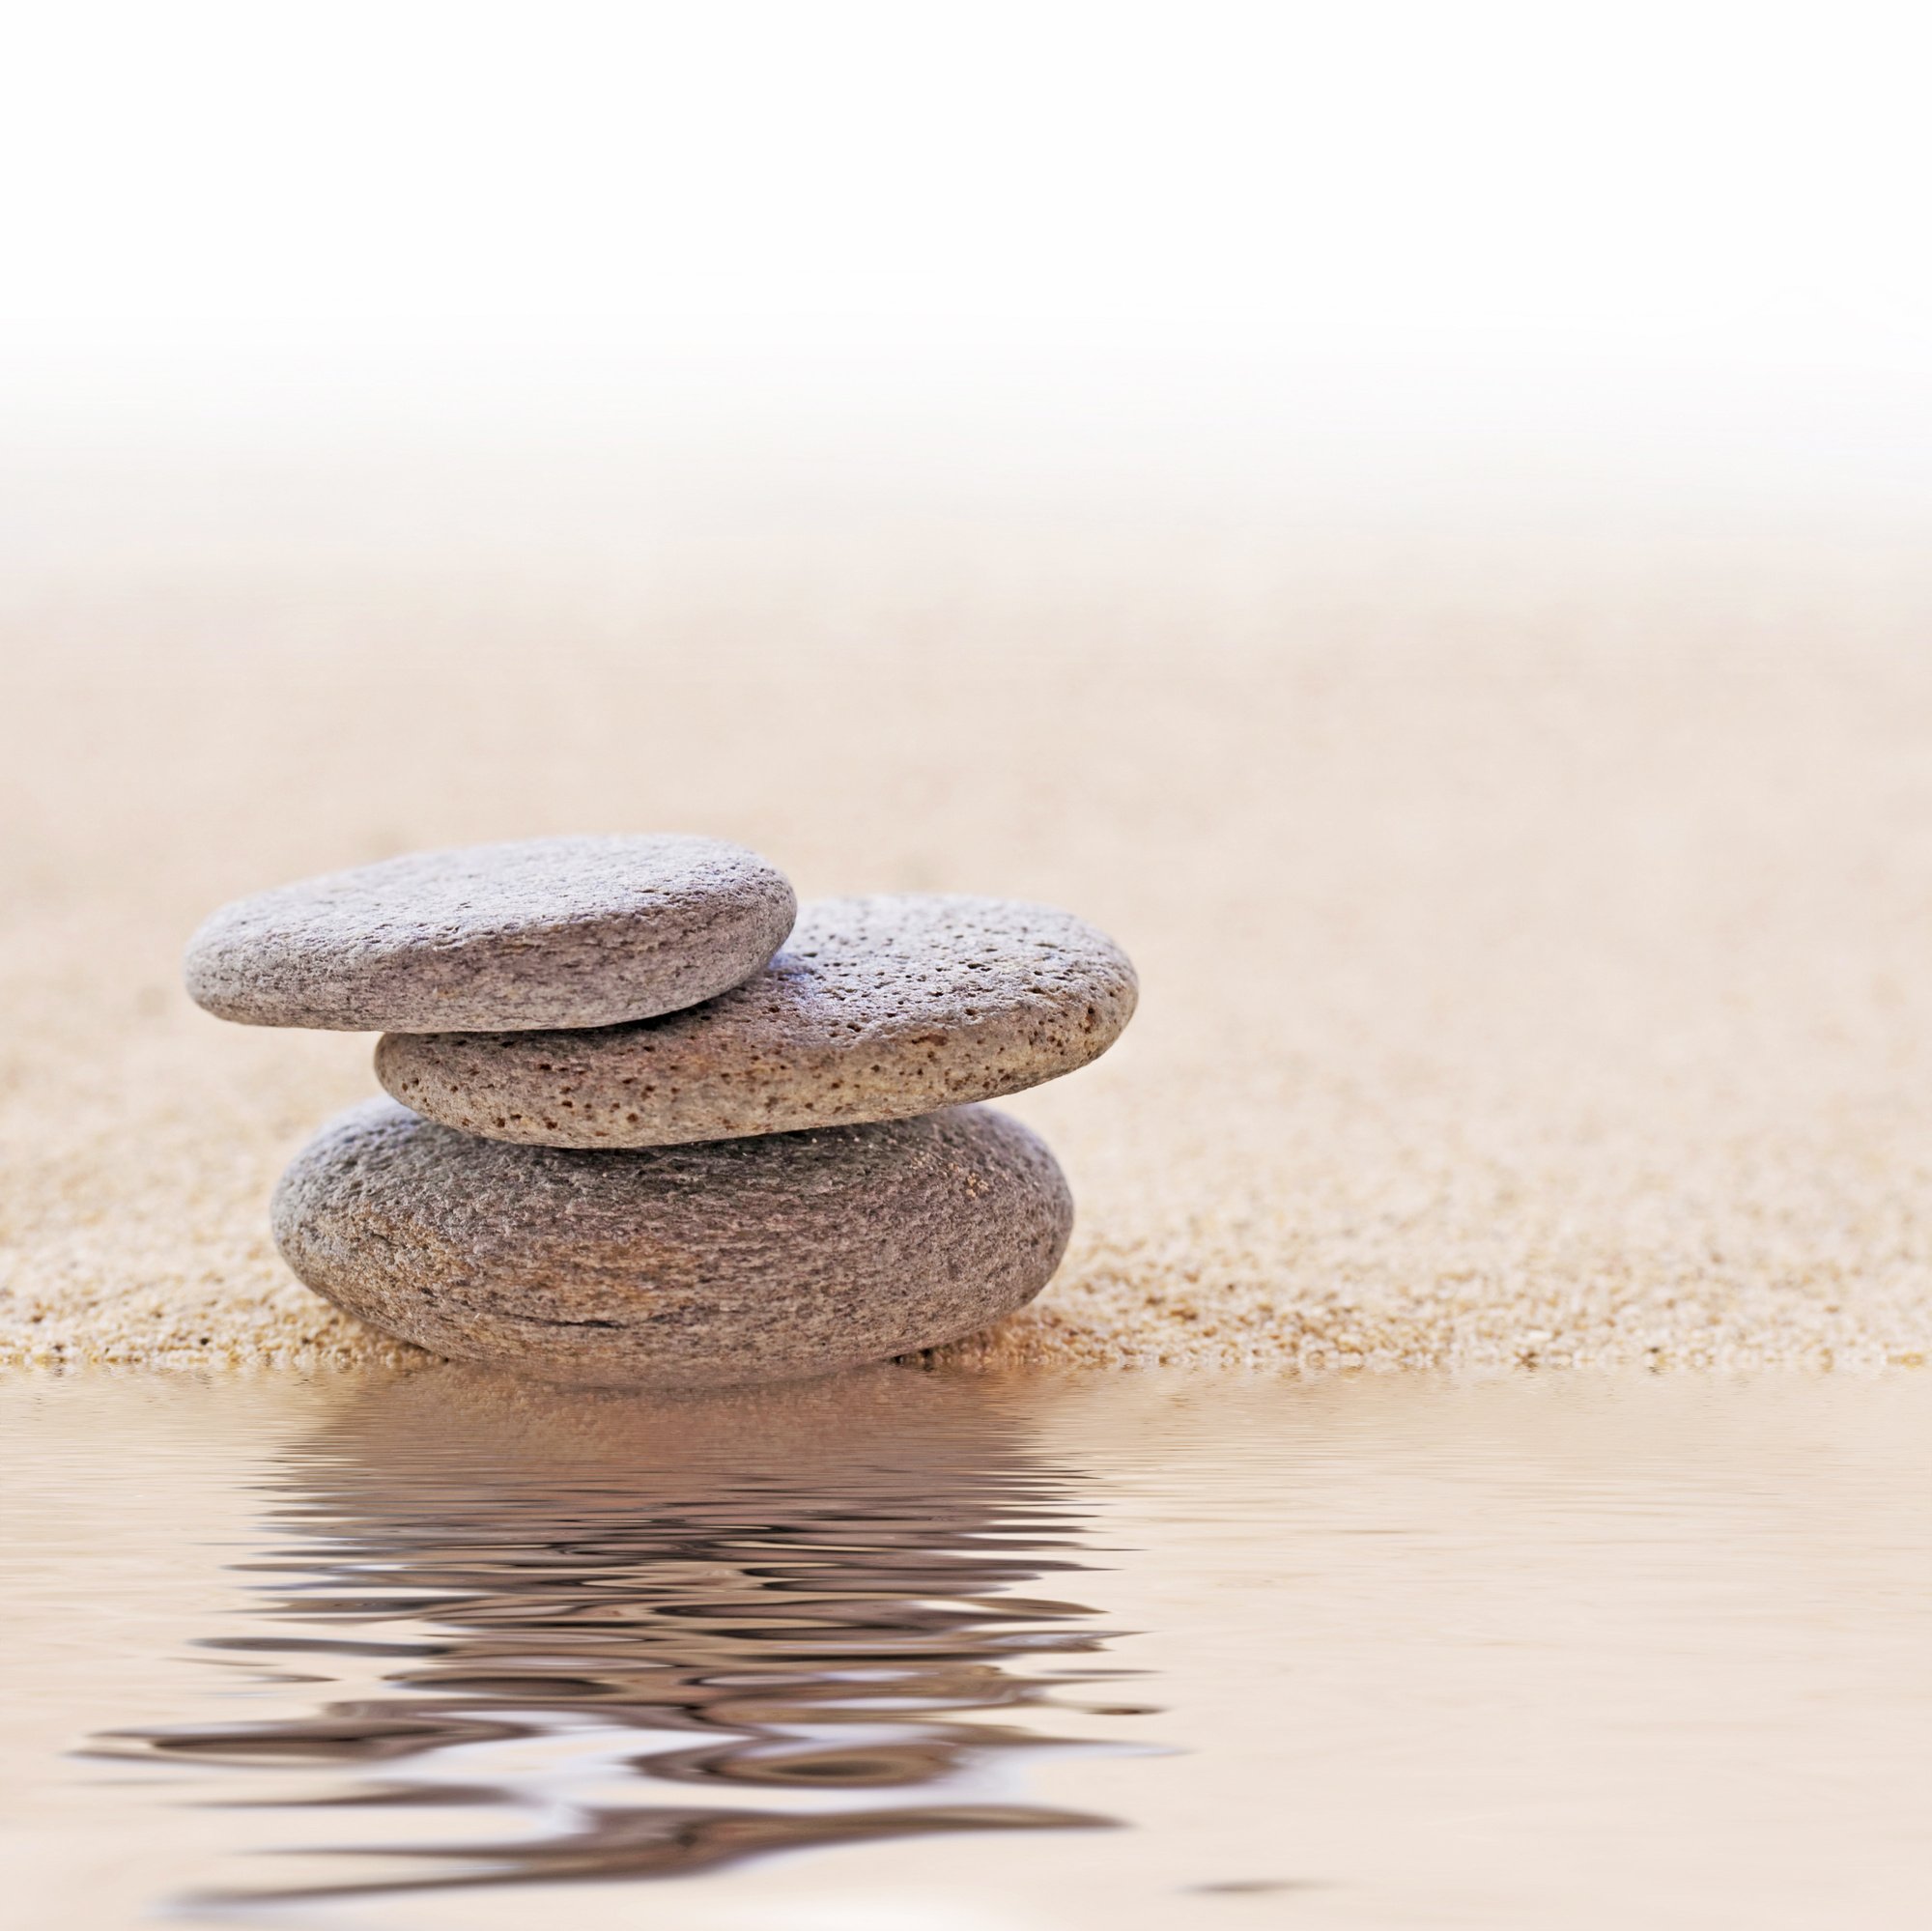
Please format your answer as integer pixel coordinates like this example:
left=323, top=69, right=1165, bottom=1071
left=376, top=894, right=1137, bottom=1146
left=185, top=835, right=796, bottom=1032
left=271, top=1097, right=1073, bottom=1387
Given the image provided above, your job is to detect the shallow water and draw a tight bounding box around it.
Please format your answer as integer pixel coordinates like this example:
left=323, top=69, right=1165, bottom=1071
left=3, top=1369, right=1930, bottom=1928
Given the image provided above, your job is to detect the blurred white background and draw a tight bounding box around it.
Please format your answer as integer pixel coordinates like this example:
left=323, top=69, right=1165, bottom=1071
left=4, top=0, right=1927, bottom=529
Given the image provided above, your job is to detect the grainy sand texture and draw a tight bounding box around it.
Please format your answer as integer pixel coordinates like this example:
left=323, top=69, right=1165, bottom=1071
left=5, top=458, right=1932, bottom=1373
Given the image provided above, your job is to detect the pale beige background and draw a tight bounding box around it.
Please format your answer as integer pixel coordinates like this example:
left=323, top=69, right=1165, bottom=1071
left=4, top=456, right=1931, bottom=1373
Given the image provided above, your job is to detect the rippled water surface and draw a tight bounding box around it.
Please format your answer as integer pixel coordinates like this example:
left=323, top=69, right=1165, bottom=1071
left=4, top=1369, right=1931, bottom=1928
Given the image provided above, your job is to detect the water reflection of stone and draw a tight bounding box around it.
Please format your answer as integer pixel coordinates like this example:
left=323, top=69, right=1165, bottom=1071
left=98, top=1367, right=1135, bottom=1902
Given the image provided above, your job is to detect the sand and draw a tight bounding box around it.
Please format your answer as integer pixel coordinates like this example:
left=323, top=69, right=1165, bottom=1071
left=6, top=469, right=1932, bottom=1373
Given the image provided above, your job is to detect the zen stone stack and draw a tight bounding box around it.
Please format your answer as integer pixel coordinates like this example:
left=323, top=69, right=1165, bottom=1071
left=186, top=837, right=1135, bottom=1388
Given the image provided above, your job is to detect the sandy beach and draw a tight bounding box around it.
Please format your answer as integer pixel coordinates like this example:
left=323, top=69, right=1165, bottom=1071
left=5, top=469, right=1932, bottom=1375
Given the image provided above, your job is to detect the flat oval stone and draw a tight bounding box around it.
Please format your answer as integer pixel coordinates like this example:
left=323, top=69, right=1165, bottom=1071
left=185, top=835, right=796, bottom=1032
left=376, top=894, right=1137, bottom=1147
left=272, top=1098, right=1072, bottom=1387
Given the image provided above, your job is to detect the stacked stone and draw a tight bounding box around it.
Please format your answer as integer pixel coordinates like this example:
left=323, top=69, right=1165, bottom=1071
left=184, top=836, right=1136, bottom=1388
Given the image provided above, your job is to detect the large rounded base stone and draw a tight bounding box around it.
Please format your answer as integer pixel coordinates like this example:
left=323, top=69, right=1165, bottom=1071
left=271, top=1099, right=1071, bottom=1388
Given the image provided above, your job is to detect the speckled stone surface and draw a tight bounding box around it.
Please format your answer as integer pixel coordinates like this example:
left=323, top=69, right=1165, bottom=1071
left=376, top=894, right=1138, bottom=1147
left=185, top=835, right=796, bottom=1032
left=270, top=1097, right=1074, bottom=1386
